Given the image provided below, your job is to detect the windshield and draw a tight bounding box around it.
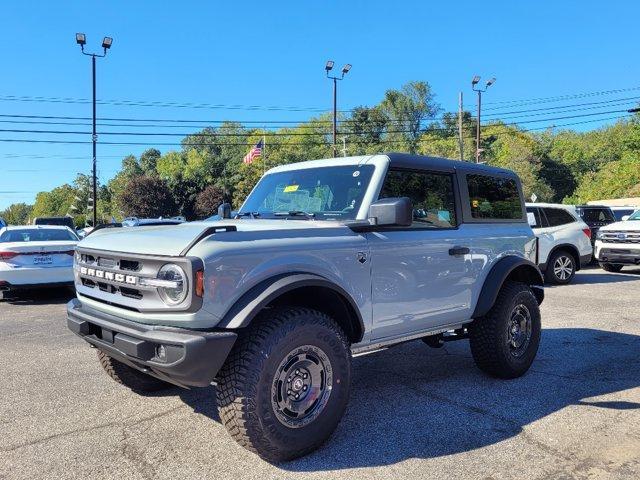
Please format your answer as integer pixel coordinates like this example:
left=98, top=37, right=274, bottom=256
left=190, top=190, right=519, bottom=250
left=628, top=210, right=640, bottom=221
left=579, top=208, right=615, bottom=222
left=0, top=228, right=78, bottom=243
left=239, top=165, right=375, bottom=220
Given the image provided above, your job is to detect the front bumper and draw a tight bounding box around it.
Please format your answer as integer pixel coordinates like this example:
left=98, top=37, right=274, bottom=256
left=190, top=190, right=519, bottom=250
left=595, top=244, right=640, bottom=265
left=0, top=280, right=73, bottom=292
left=67, top=299, right=237, bottom=388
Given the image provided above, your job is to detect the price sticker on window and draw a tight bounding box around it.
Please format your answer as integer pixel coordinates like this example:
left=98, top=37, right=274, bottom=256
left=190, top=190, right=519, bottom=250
left=283, top=185, right=299, bottom=193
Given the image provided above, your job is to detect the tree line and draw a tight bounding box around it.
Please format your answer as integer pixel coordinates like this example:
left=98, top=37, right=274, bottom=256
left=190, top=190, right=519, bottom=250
left=2, top=80, right=639, bottom=226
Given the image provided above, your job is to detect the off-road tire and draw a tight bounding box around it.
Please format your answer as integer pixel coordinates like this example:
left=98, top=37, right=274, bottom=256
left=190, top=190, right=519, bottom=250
left=98, top=351, right=172, bottom=393
left=216, top=307, right=352, bottom=462
left=544, top=249, right=576, bottom=285
left=469, top=281, right=541, bottom=379
left=600, top=262, right=623, bottom=273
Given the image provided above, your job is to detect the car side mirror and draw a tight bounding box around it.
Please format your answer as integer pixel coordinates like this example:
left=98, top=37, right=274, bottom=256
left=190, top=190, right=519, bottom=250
left=368, top=197, right=413, bottom=227
left=621, top=215, right=630, bottom=221
left=218, top=203, right=232, bottom=219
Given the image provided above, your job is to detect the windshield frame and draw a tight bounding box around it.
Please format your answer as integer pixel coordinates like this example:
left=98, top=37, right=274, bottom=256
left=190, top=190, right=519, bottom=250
left=238, top=158, right=386, bottom=221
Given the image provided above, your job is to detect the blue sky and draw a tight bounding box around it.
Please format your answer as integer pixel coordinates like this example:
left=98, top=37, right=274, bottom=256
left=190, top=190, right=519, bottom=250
left=1, top=0, right=639, bottom=210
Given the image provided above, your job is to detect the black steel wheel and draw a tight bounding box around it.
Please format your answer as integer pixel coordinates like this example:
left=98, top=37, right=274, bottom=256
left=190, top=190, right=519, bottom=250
left=507, top=304, right=533, bottom=358
left=272, top=345, right=333, bottom=428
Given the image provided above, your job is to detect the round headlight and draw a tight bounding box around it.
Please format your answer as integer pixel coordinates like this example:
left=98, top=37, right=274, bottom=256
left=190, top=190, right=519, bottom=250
left=157, top=264, right=188, bottom=305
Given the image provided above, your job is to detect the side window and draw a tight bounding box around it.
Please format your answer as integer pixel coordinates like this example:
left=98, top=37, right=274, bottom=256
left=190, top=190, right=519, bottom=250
left=467, top=174, right=523, bottom=220
left=543, top=208, right=575, bottom=227
left=379, top=169, right=457, bottom=228
left=526, top=206, right=543, bottom=228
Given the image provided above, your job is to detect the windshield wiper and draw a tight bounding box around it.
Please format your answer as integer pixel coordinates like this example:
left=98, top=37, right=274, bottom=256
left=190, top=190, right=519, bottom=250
left=274, top=210, right=316, bottom=219
left=234, top=212, right=261, bottom=219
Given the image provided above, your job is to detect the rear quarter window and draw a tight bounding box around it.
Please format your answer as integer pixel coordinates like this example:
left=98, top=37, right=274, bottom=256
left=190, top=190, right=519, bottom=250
left=466, top=174, right=523, bottom=220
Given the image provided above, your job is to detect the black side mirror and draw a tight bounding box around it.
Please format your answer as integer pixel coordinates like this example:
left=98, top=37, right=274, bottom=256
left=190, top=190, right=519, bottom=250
left=218, top=203, right=232, bottom=219
left=368, top=197, right=412, bottom=227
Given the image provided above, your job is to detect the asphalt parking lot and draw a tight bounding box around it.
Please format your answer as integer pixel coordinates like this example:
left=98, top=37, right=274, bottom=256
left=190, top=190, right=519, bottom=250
left=1, top=268, right=640, bottom=480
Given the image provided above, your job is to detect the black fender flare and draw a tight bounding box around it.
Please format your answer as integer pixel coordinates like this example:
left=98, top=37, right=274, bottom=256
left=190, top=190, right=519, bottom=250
left=472, top=256, right=544, bottom=319
left=217, top=273, right=365, bottom=341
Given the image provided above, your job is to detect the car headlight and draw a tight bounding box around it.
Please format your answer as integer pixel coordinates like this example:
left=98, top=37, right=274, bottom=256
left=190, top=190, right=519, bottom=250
left=156, top=264, right=188, bottom=305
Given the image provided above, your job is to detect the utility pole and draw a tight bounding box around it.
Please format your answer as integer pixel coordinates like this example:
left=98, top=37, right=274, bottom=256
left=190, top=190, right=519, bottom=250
left=76, top=33, right=113, bottom=227
left=325, top=61, right=351, bottom=158
left=471, top=76, right=496, bottom=163
left=458, top=92, right=464, bottom=160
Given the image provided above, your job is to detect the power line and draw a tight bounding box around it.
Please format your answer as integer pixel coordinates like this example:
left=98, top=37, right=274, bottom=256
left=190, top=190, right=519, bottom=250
left=0, top=108, right=630, bottom=139
left=481, top=85, right=640, bottom=109
left=0, top=95, right=346, bottom=113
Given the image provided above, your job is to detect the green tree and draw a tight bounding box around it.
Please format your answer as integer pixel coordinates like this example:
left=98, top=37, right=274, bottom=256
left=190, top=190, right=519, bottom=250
left=194, top=184, right=225, bottom=218
left=0, top=203, right=33, bottom=225
left=116, top=176, right=177, bottom=218
left=565, top=154, right=640, bottom=203
left=379, top=81, right=441, bottom=153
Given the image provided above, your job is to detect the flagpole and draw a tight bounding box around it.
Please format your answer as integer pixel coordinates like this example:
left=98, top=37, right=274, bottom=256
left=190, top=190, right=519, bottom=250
left=262, top=134, right=266, bottom=175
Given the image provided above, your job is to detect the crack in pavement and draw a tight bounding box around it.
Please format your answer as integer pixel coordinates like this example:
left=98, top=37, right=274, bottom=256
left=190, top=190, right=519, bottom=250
left=1, top=405, right=185, bottom=454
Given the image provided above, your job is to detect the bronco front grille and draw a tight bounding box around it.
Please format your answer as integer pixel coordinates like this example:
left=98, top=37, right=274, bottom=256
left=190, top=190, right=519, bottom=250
left=74, top=247, right=201, bottom=313
left=599, top=231, right=640, bottom=244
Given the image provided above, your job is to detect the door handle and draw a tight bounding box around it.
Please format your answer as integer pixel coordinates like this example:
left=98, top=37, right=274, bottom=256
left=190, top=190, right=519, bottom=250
left=449, top=246, right=470, bottom=256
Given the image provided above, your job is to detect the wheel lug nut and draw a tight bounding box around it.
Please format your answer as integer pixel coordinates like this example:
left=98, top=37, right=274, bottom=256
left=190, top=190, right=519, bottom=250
left=303, top=385, right=307, bottom=391
left=295, top=370, right=299, bottom=375
left=295, top=394, right=299, bottom=399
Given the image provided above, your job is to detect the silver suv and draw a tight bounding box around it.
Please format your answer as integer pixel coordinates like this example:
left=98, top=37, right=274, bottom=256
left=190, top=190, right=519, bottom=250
left=67, top=153, right=544, bottom=462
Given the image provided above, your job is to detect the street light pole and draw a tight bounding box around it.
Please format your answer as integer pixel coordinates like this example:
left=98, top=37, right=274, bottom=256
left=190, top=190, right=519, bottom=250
left=325, top=61, right=351, bottom=158
left=76, top=33, right=113, bottom=227
left=471, top=76, right=495, bottom=163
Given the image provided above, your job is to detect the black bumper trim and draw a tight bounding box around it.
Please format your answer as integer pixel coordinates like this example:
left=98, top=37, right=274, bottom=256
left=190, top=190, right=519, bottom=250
left=67, top=299, right=237, bottom=388
left=0, top=281, right=73, bottom=292
left=597, top=249, right=640, bottom=265
left=579, top=253, right=593, bottom=269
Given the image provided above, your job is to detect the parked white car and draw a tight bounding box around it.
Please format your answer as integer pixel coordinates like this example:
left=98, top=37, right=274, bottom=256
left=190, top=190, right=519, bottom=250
left=595, top=209, right=640, bottom=272
left=0, top=225, right=79, bottom=298
left=526, top=203, right=593, bottom=284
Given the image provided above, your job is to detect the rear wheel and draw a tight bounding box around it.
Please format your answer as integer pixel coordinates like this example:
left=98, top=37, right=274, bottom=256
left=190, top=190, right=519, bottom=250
left=216, top=307, right=351, bottom=462
left=98, top=351, right=173, bottom=393
left=545, top=250, right=575, bottom=284
left=600, top=262, right=623, bottom=273
left=469, top=281, right=541, bottom=379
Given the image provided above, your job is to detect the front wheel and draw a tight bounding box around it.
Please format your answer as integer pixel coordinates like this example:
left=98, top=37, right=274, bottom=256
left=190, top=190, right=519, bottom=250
left=469, top=281, right=541, bottom=379
left=98, top=351, right=173, bottom=393
left=216, top=307, right=352, bottom=462
left=600, top=262, right=623, bottom=273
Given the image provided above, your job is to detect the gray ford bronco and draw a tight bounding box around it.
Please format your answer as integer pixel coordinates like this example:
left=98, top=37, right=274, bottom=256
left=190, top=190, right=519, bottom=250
left=67, top=153, right=544, bottom=461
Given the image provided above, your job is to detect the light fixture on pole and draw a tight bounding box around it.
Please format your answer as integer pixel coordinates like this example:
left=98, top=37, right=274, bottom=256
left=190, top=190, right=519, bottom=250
left=471, top=75, right=496, bottom=163
left=75, top=33, right=113, bottom=227
left=326, top=60, right=351, bottom=158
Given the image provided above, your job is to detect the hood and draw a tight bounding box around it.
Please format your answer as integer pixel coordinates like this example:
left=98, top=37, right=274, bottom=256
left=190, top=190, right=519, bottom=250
left=600, top=220, right=640, bottom=232
left=78, top=219, right=345, bottom=256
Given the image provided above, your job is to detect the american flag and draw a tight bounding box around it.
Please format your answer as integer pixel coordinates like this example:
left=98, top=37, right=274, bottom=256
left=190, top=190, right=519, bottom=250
left=243, top=139, right=263, bottom=164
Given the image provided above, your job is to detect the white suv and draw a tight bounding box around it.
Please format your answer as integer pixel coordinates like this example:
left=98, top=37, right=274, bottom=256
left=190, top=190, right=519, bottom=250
left=595, top=209, right=640, bottom=271
left=526, top=203, right=593, bottom=284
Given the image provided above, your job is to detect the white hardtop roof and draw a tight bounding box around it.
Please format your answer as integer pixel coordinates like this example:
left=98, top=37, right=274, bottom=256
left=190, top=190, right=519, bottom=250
left=266, top=155, right=386, bottom=174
